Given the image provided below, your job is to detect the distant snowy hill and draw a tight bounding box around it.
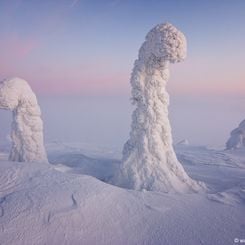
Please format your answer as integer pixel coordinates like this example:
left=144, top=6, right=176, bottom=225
left=0, top=143, right=245, bottom=245
left=176, top=139, right=189, bottom=146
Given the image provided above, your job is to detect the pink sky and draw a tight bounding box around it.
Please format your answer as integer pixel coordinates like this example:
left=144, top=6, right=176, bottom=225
left=0, top=34, right=244, bottom=97
left=0, top=0, right=244, bottom=97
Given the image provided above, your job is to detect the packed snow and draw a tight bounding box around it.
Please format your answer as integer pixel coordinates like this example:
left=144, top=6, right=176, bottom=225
left=0, top=77, right=47, bottom=163
left=0, top=142, right=244, bottom=245
left=113, top=23, right=202, bottom=193
left=226, top=119, right=245, bottom=150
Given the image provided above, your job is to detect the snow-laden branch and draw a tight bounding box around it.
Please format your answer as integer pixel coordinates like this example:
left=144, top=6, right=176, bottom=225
left=113, top=23, right=203, bottom=193
left=0, top=77, right=48, bottom=163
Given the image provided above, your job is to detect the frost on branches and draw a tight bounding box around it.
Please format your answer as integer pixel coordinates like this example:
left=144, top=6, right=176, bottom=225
left=0, top=77, right=48, bottom=163
left=226, top=119, right=245, bottom=150
left=113, top=23, right=203, bottom=193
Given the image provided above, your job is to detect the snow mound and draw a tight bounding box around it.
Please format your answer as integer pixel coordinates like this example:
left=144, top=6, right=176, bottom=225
left=0, top=77, right=47, bottom=162
left=226, top=119, right=245, bottom=150
left=0, top=157, right=244, bottom=245
left=49, top=152, right=119, bottom=182
left=113, top=23, right=203, bottom=193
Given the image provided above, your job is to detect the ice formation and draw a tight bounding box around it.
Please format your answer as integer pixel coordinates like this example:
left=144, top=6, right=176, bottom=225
left=0, top=77, right=48, bottom=162
left=226, top=119, right=245, bottom=150
left=113, top=23, right=202, bottom=193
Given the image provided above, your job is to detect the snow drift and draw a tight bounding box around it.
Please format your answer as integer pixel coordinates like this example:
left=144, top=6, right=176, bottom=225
left=113, top=23, right=203, bottom=193
left=0, top=145, right=245, bottom=245
left=226, top=119, right=245, bottom=150
left=0, top=77, right=47, bottom=162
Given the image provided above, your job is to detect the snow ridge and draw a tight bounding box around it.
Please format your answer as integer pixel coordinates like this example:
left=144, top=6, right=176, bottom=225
left=113, top=23, right=203, bottom=193
left=0, top=77, right=48, bottom=162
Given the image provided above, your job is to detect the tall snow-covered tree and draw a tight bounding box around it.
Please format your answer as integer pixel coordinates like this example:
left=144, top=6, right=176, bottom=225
left=0, top=77, right=48, bottom=163
left=113, top=23, right=203, bottom=193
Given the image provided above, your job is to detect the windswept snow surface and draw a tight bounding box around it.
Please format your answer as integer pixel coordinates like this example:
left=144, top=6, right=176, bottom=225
left=0, top=143, right=245, bottom=245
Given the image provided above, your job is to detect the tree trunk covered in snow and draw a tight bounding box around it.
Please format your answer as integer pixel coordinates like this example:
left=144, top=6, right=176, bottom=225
left=0, top=77, right=48, bottom=163
left=113, top=23, right=203, bottom=193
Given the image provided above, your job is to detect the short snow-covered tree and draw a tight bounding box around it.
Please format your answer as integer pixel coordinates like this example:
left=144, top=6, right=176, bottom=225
left=0, top=77, right=48, bottom=163
left=226, top=119, right=245, bottom=150
left=113, top=23, right=203, bottom=193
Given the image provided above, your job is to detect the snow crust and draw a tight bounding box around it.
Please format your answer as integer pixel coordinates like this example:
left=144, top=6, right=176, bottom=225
left=226, top=119, right=245, bottom=150
left=0, top=77, right=47, bottom=162
left=113, top=23, right=202, bottom=193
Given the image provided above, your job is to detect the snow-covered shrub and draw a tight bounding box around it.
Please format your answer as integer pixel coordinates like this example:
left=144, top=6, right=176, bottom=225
left=0, top=77, right=48, bottom=162
left=226, top=119, right=245, bottom=150
left=113, top=23, right=203, bottom=193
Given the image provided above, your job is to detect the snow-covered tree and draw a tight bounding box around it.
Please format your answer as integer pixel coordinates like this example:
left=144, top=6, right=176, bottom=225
left=113, top=23, right=203, bottom=193
left=226, top=119, right=245, bottom=150
left=0, top=77, right=48, bottom=162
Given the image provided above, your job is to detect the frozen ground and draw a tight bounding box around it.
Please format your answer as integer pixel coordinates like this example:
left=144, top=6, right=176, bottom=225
left=0, top=142, right=245, bottom=245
